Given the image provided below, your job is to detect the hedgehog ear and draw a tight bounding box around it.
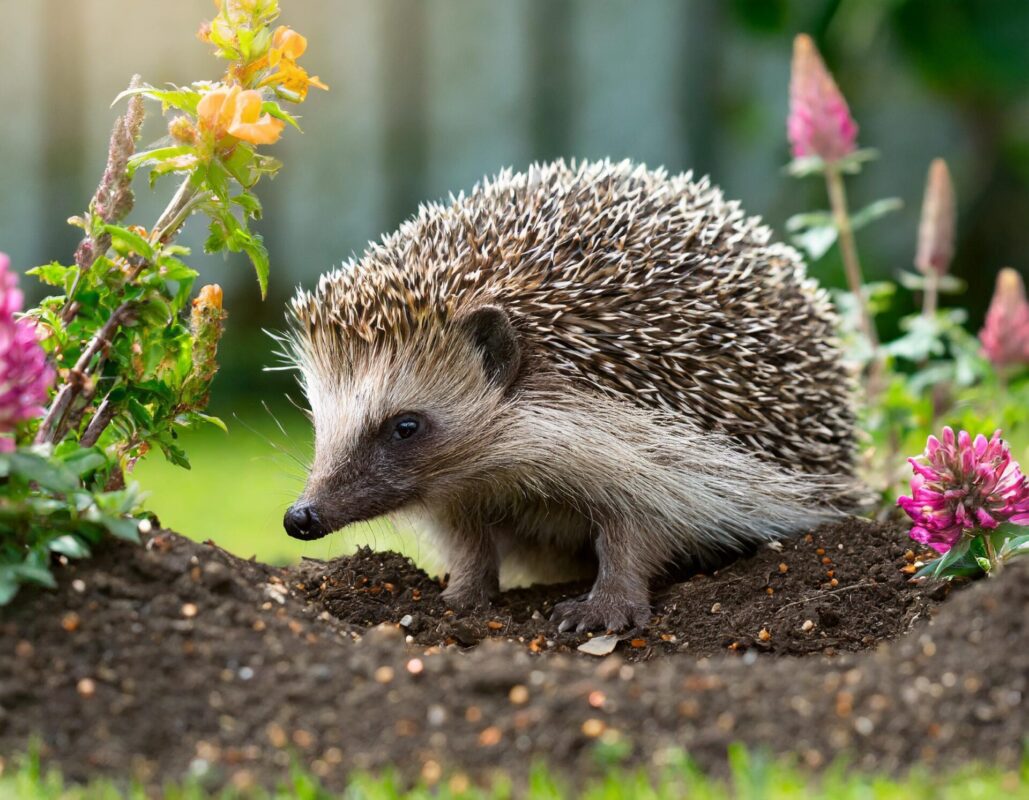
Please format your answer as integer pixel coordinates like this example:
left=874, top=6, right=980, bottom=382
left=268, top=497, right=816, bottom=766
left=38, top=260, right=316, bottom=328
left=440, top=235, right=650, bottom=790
left=459, top=305, right=521, bottom=389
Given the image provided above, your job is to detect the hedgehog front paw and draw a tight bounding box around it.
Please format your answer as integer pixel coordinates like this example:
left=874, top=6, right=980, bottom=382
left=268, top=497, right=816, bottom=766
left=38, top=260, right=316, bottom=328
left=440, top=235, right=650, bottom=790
left=551, top=594, right=651, bottom=634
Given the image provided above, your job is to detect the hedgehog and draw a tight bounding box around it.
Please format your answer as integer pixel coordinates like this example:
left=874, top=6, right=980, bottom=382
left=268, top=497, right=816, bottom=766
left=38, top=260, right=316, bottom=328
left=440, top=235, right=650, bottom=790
left=281, top=159, right=862, bottom=632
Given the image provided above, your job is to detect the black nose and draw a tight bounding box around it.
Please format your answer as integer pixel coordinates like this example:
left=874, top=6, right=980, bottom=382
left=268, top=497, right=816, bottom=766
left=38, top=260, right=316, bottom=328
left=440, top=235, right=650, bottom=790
left=283, top=503, right=326, bottom=540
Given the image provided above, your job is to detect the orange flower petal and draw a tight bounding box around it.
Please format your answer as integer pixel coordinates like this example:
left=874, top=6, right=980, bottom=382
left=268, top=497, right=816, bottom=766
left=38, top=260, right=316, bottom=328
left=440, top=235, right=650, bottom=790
left=272, top=26, right=307, bottom=59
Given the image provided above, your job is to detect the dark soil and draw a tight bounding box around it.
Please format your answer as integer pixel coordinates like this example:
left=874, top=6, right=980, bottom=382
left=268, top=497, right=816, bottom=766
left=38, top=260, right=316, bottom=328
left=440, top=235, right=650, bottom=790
left=1, top=519, right=1025, bottom=793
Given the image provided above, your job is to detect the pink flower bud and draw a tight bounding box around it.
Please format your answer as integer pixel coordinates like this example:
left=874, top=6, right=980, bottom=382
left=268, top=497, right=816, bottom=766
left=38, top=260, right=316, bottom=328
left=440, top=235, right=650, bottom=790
left=787, top=34, right=858, bottom=163
left=979, top=268, right=1029, bottom=370
left=915, top=159, right=956, bottom=276
left=0, top=253, right=55, bottom=450
left=898, top=427, right=1029, bottom=554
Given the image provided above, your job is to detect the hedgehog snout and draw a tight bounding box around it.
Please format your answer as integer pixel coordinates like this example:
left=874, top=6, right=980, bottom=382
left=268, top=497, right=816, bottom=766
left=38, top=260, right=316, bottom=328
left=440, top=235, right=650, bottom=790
left=283, top=501, right=327, bottom=541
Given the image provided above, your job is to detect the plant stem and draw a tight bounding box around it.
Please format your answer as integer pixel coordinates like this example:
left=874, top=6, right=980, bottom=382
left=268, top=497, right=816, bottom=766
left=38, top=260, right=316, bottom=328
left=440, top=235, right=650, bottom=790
left=983, top=534, right=1002, bottom=576
left=150, top=177, right=202, bottom=246
left=922, top=268, right=939, bottom=318
left=35, top=302, right=135, bottom=445
left=825, top=166, right=879, bottom=352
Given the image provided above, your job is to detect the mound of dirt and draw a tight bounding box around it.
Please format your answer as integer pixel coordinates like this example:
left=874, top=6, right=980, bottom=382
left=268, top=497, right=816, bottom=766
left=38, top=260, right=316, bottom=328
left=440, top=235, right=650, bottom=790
left=0, top=519, right=1024, bottom=793
left=303, top=517, right=946, bottom=660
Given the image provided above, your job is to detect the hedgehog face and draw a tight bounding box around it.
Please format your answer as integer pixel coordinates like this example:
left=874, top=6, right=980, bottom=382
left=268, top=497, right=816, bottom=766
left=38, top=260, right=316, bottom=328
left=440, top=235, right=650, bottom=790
left=284, top=305, right=521, bottom=540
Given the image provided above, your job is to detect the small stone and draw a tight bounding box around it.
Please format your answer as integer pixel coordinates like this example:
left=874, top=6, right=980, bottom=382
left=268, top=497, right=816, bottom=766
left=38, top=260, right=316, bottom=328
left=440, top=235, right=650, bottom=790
left=509, top=685, right=529, bottom=705
left=181, top=603, right=198, bottom=618
left=758, top=628, right=771, bottom=642
left=801, top=619, right=815, bottom=632
left=581, top=718, right=606, bottom=738
left=778, top=562, right=789, bottom=574
left=710, top=602, right=722, bottom=614
left=478, top=726, right=502, bottom=746
left=398, top=614, right=414, bottom=628
left=374, top=666, right=395, bottom=684
left=61, top=612, right=80, bottom=632
left=406, top=658, right=424, bottom=675
left=76, top=678, right=96, bottom=698
left=71, top=579, right=86, bottom=593
left=588, top=691, right=606, bottom=708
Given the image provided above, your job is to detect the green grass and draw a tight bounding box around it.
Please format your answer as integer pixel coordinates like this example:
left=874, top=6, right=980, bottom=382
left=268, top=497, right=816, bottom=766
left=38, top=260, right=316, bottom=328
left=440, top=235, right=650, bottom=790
left=132, top=405, right=425, bottom=567
left=2, top=747, right=1025, bottom=799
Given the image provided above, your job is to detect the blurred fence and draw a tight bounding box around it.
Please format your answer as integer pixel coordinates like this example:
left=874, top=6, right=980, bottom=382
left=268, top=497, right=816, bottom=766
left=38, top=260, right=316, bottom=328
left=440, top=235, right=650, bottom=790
left=1, top=0, right=1026, bottom=394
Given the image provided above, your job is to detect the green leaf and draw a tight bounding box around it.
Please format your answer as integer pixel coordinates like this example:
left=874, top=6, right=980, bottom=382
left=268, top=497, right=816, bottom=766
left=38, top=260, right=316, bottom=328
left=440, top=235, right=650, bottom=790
left=104, top=224, right=155, bottom=261
left=195, top=413, right=228, bottom=433
left=242, top=233, right=270, bottom=298
left=262, top=100, right=302, bottom=131
left=103, top=516, right=142, bottom=543
left=116, top=84, right=201, bottom=115
left=48, top=535, right=92, bottom=559
left=127, top=145, right=195, bottom=177
left=27, top=261, right=77, bottom=287
left=7, top=452, right=79, bottom=493
left=58, top=448, right=108, bottom=478
left=850, top=198, right=902, bottom=231
left=791, top=226, right=838, bottom=261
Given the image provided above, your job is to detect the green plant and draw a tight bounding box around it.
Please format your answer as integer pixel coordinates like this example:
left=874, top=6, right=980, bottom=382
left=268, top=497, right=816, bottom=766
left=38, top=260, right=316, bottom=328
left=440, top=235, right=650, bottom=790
left=0, top=0, right=326, bottom=603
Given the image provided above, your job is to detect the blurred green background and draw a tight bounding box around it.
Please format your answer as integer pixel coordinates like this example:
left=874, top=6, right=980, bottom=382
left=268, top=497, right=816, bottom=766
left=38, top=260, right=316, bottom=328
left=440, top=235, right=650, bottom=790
left=1, top=0, right=1027, bottom=563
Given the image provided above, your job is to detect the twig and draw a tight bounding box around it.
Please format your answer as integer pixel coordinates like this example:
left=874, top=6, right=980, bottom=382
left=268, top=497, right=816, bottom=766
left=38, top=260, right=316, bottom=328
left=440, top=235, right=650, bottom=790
left=773, top=581, right=876, bottom=615
left=35, top=301, right=135, bottom=444
left=79, top=394, right=118, bottom=448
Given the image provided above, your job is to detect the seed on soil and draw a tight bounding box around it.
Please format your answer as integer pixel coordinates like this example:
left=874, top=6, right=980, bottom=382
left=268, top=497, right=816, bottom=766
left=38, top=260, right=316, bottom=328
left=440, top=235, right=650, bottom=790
left=765, top=587, right=774, bottom=595
left=821, top=557, right=832, bottom=565
left=374, top=666, right=395, bottom=684
left=406, top=658, right=424, bottom=675
left=588, top=691, right=606, bottom=708
left=629, top=638, right=647, bottom=649
left=905, top=549, right=916, bottom=562
left=801, top=619, right=815, bottom=632
left=465, top=706, right=482, bottom=723
left=181, top=603, right=198, bottom=618
left=76, top=678, right=96, bottom=698
left=15, top=640, right=33, bottom=659
left=421, top=760, right=442, bottom=784
left=830, top=578, right=839, bottom=587
left=816, top=548, right=825, bottom=555
left=71, top=579, right=86, bottom=593
left=487, top=620, right=504, bottom=631
left=60, top=612, right=80, bottom=632
left=778, top=563, right=789, bottom=573
left=252, top=619, right=266, bottom=632
left=758, top=628, right=771, bottom=642
left=478, top=726, right=502, bottom=746
left=508, top=685, right=529, bottom=705
left=581, top=718, right=606, bottom=738
left=710, top=602, right=722, bottom=613
left=265, top=723, right=287, bottom=748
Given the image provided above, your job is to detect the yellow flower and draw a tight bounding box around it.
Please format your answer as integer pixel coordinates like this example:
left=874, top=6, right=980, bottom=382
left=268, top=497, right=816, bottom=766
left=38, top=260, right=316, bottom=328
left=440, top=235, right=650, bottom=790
left=259, top=25, right=328, bottom=101
left=194, top=283, right=224, bottom=311
left=271, top=26, right=307, bottom=61
left=197, top=85, right=284, bottom=145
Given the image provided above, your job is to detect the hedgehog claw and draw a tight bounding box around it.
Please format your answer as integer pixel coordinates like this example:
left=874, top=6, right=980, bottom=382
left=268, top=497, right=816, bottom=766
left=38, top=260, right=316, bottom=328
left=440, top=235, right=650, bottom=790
left=551, top=595, right=650, bottom=634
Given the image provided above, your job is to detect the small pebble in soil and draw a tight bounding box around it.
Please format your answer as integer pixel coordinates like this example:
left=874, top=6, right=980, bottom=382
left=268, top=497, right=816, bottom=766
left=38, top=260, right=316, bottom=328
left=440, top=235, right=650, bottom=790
left=710, top=602, right=722, bottom=613
left=779, top=563, right=789, bottom=573
left=406, top=658, right=424, bottom=675
left=60, top=612, right=80, bottom=632
left=802, top=619, right=815, bottom=632
left=508, top=685, right=529, bottom=705
left=181, top=603, right=198, bottom=618
left=758, top=628, right=771, bottom=642
left=581, top=718, right=606, bottom=738
left=76, top=678, right=96, bottom=698
left=374, top=666, right=395, bottom=684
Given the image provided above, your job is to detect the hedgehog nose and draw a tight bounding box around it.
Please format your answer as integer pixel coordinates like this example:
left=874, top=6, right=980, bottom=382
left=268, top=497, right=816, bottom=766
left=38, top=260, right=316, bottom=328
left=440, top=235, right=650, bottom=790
left=283, top=502, right=324, bottom=540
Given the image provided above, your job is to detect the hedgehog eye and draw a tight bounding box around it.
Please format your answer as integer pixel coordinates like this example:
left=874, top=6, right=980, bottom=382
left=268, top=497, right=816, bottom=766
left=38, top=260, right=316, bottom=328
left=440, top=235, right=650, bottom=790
left=391, top=415, right=421, bottom=441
